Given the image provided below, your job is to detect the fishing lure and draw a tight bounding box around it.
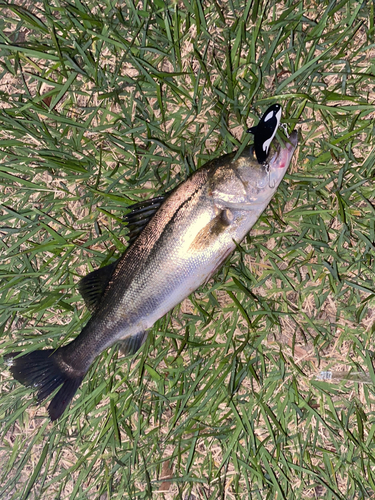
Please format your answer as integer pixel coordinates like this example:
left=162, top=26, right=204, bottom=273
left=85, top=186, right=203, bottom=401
left=247, top=104, right=282, bottom=164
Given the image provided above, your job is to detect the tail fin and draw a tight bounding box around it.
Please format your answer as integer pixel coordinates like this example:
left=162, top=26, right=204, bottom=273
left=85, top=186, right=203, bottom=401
left=4, top=349, right=84, bottom=421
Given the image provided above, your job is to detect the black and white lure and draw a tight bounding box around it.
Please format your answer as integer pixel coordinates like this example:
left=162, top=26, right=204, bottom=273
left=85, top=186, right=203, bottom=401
left=247, top=104, right=282, bottom=164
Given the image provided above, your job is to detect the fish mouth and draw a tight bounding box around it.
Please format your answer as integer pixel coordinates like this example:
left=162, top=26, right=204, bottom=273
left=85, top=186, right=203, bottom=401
left=275, top=129, right=298, bottom=152
left=270, top=129, right=298, bottom=168
left=286, top=130, right=298, bottom=149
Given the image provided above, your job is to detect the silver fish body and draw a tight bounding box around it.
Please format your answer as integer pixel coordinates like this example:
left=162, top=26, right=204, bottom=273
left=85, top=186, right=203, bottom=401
left=6, top=131, right=298, bottom=420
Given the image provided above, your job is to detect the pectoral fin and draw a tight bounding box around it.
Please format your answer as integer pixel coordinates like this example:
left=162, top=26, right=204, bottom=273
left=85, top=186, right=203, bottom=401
left=188, top=210, right=232, bottom=252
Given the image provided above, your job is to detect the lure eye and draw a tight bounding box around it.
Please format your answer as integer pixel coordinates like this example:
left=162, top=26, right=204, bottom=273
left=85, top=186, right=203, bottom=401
left=247, top=104, right=282, bottom=164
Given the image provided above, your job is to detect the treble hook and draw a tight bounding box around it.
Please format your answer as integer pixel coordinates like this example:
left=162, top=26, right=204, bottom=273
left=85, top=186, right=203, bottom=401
left=280, top=123, right=289, bottom=137
left=264, top=160, right=275, bottom=188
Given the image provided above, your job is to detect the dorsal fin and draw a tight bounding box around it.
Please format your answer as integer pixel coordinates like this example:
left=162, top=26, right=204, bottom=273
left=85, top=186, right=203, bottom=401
left=123, top=192, right=170, bottom=246
left=79, top=192, right=171, bottom=312
left=78, top=259, right=120, bottom=312
left=247, top=125, right=257, bottom=134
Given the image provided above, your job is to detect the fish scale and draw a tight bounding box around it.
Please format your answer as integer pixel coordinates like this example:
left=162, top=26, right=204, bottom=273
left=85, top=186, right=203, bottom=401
left=5, top=123, right=298, bottom=421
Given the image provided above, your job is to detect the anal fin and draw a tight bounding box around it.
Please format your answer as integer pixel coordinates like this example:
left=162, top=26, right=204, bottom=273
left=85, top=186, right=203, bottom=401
left=118, top=331, right=149, bottom=356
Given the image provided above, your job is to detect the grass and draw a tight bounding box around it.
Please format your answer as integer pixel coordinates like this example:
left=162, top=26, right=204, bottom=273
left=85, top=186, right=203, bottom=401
left=0, top=0, right=374, bottom=498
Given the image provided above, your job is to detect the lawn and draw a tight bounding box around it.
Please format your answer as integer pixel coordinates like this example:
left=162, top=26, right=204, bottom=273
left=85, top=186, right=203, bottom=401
left=0, top=0, right=375, bottom=498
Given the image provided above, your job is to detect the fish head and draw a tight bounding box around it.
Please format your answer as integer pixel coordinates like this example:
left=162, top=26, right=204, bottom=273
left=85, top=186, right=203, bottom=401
left=211, top=130, right=298, bottom=210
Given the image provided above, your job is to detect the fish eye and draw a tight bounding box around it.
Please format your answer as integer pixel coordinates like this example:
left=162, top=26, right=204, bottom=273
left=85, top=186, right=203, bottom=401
left=257, top=176, right=268, bottom=189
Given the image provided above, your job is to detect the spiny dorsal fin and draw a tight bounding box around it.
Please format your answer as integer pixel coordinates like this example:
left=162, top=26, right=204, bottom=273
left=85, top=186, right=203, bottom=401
left=123, top=192, right=171, bottom=246
left=78, top=259, right=120, bottom=313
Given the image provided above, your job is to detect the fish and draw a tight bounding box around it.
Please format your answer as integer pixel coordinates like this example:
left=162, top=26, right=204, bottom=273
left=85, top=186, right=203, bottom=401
left=5, top=118, right=298, bottom=421
left=247, top=104, right=282, bottom=164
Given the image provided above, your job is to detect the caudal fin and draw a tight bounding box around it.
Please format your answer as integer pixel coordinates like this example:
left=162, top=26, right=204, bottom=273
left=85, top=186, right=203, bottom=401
left=4, top=349, right=84, bottom=421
